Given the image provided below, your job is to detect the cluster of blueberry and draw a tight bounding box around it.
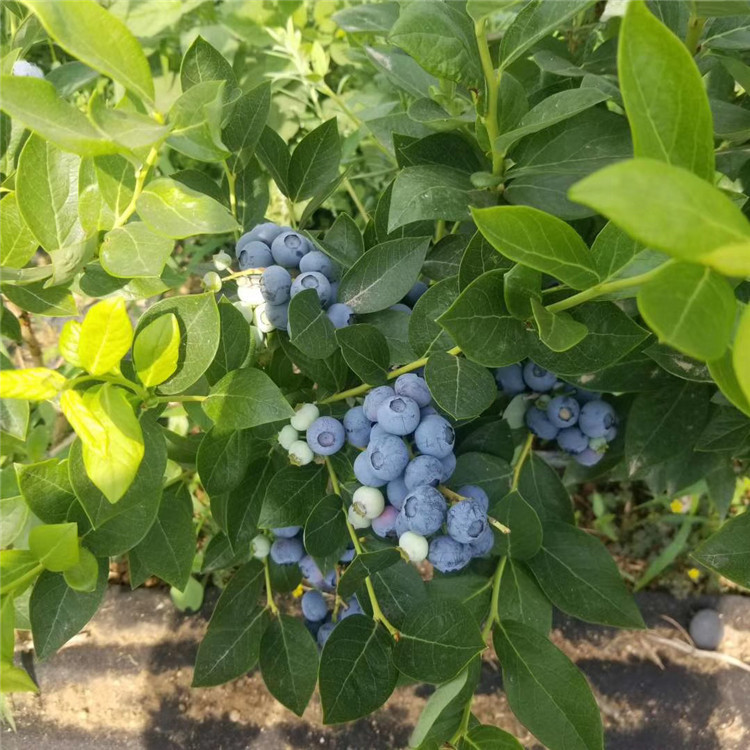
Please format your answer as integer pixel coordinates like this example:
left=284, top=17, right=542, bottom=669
left=495, top=361, right=618, bottom=467
left=229, top=222, right=356, bottom=333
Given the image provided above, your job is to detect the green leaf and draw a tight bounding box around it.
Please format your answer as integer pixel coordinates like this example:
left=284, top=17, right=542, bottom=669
left=259, top=464, right=327, bottom=528
left=277, top=336, right=349, bottom=398
left=29, top=557, right=108, bottom=660
left=0, top=495, right=29, bottom=547
left=394, top=599, right=485, bottom=683
left=591, top=222, right=649, bottom=282
left=364, top=45, right=439, bottom=100
left=0, top=661, right=38, bottom=693
left=425, top=351, right=496, bottom=421
left=180, top=35, right=236, bottom=91
left=317, top=213, right=364, bottom=269
left=28, top=523, right=79, bottom=572
left=390, top=1, right=481, bottom=85
left=304, top=494, right=349, bottom=571
left=63, top=547, right=98, bottom=593
left=17, top=459, right=78, bottom=524
left=409, top=276, right=459, bottom=358
left=100, top=222, right=174, bottom=279
left=493, top=619, right=603, bottom=750
left=288, top=289, right=338, bottom=360
left=450, top=452, right=512, bottom=505
left=196, top=427, right=255, bottom=497
left=78, top=297, right=133, bottom=376
left=497, top=559, right=552, bottom=635
left=137, top=178, right=238, bottom=239
left=424, top=234, right=468, bottom=282
left=192, top=561, right=268, bottom=687
left=287, top=119, right=341, bottom=202
left=493, top=492, right=542, bottom=560
left=498, top=0, right=596, bottom=70
left=334, top=3, right=400, bottom=32
left=503, top=263, right=540, bottom=320
left=203, top=368, right=294, bottom=431
left=133, top=313, right=180, bottom=388
left=362, top=309, right=416, bottom=366
left=692, top=512, right=750, bottom=589
left=255, top=126, right=290, bottom=197
left=625, top=382, right=713, bottom=477
left=472, top=206, right=598, bottom=290
left=0, top=192, right=38, bottom=269
left=205, top=299, right=251, bottom=385
left=224, top=458, right=274, bottom=550
left=260, top=614, right=318, bottom=717
left=319, top=615, right=397, bottom=724
left=135, top=293, right=220, bottom=395
left=0, top=550, right=41, bottom=597
left=637, top=263, right=736, bottom=361
left=459, top=230, right=512, bottom=290
left=619, top=1, right=714, bottom=181
left=696, top=407, right=750, bottom=453
left=708, top=348, right=750, bottom=418
left=569, top=158, right=750, bottom=275
left=734, top=304, right=750, bottom=405
left=438, top=270, right=529, bottom=367
left=127, top=482, right=195, bottom=591
left=338, top=236, right=431, bottom=313
left=458, top=725, right=524, bottom=750
left=531, top=298, right=588, bottom=353
left=0, top=397, right=28, bottom=440
left=335, top=324, right=389, bottom=385
left=360, top=562, right=427, bottom=630
left=456, top=419, right=514, bottom=462
left=527, top=522, right=645, bottom=628
left=517, top=454, right=574, bottom=523
left=223, top=82, right=271, bottom=161
left=338, top=548, right=401, bottom=599
left=88, top=95, right=169, bottom=151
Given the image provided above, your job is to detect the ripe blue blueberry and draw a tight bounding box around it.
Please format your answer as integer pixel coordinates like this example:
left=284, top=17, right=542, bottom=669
left=238, top=241, right=273, bottom=270
left=367, top=434, right=410, bottom=481
left=372, top=505, right=399, bottom=538
left=395, top=511, right=410, bottom=538
left=414, top=415, right=455, bottom=459
left=327, top=282, right=339, bottom=307
left=447, top=500, right=488, bottom=543
left=317, top=621, right=336, bottom=648
left=440, top=452, right=456, bottom=482
left=578, top=400, right=617, bottom=438
left=272, top=526, right=301, bottom=538
left=270, top=537, right=304, bottom=564
left=243, top=222, right=286, bottom=247
left=404, top=280, right=428, bottom=306
left=557, top=426, right=589, bottom=455
left=301, top=590, right=328, bottom=622
left=339, top=596, right=363, bottom=620
left=404, top=454, right=444, bottom=490
left=394, top=373, right=432, bottom=407
left=457, top=485, right=489, bottom=513
left=402, top=486, right=447, bottom=536
left=389, top=303, right=412, bottom=314
left=689, top=608, right=724, bottom=650
left=265, top=301, right=289, bottom=329
left=428, top=535, right=472, bottom=573
left=260, top=265, right=292, bottom=305
left=290, top=271, right=332, bottom=306
left=571, top=386, right=601, bottom=404
left=363, top=386, right=395, bottom=421
left=327, top=302, right=355, bottom=329
left=298, top=554, right=325, bottom=586
left=575, top=448, right=604, bottom=466
left=300, top=250, right=338, bottom=281
left=343, top=406, right=371, bottom=448
left=494, top=364, right=526, bottom=396
left=421, top=405, right=438, bottom=419
left=547, top=395, right=580, bottom=429
left=386, top=477, right=409, bottom=510
left=376, top=395, right=421, bottom=436
left=522, top=361, right=557, bottom=392
left=469, top=525, right=495, bottom=557
left=339, top=546, right=355, bottom=563
left=306, top=416, right=345, bottom=456
left=604, top=424, right=618, bottom=442
left=271, top=230, right=311, bottom=267
left=525, top=405, right=559, bottom=440
left=354, top=451, right=386, bottom=487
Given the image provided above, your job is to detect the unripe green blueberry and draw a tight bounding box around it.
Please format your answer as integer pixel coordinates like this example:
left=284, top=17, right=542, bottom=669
left=399, top=531, right=428, bottom=562
left=277, top=424, right=299, bottom=450
left=348, top=504, right=372, bottom=529
left=254, top=302, right=276, bottom=333
left=213, top=251, right=233, bottom=271
left=288, top=440, right=314, bottom=466
left=352, top=486, right=385, bottom=519
left=251, top=534, right=271, bottom=559
left=291, top=403, right=320, bottom=431
left=470, top=171, right=503, bottom=188
left=203, top=271, right=222, bottom=293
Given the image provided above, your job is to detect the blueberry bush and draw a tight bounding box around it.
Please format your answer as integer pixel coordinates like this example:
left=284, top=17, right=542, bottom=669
left=1, top=0, right=749, bottom=746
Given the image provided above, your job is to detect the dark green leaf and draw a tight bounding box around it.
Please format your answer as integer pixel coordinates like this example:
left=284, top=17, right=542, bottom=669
left=360, top=562, right=427, bottom=630
left=497, top=559, right=552, bottom=635
left=424, top=234, right=468, bottom=281
left=256, top=126, right=290, bottom=197
left=197, top=427, right=256, bottom=496
left=335, top=324, right=390, bottom=385
left=334, top=3, right=399, bottom=33
left=288, top=289, right=338, bottom=360
left=456, top=419, right=514, bottom=462
left=259, top=464, right=328, bottom=528
left=224, top=457, right=274, bottom=550
left=361, top=309, right=416, bottom=366
left=205, top=298, right=252, bottom=385
left=409, top=276, right=459, bottom=358
left=532, top=298, right=588, bottom=353
left=692, top=512, right=750, bottom=589
left=288, top=119, right=340, bottom=202
left=458, top=230, right=512, bottom=290
left=277, top=336, right=350, bottom=397
left=516, top=454, right=574, bottom=523
left=304, top=494, right=349, bottom=571
left=696, top=407, right=750, bottom=453
left=181, top=35, right=236, bottom=91
left=317, top=213, right=364, bottom=269
left=338, top=548, right=401, bottom=599
left=450, top=452, right=512, bottom=505
left=492, top=491, right=543, bottom=560
left=504, top=263, right=541, bottom=320
left=364, top=45, right=438, bottom=99
left=458, top=725, right=524, bottom=750
left=425, top=352, right=496, bottom=420
left=17, top=459, right=78, bottom=525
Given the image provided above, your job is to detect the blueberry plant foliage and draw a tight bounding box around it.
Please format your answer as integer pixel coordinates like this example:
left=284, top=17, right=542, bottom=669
left=1, top=0, right=749, bottom=746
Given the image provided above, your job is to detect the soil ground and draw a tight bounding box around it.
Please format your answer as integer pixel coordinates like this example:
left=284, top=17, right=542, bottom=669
left=3, top=588, right=750, bottom=750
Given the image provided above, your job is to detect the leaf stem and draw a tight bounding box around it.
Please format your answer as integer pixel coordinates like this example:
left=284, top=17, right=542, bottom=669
left=685, top=14, right=706, bottom=55
left=318, top=346, right=462, bottom=404
left=262, top=556, right=279, bottom=616
left=66, top=373, right=148, bottom=400
left=222, top=162, right=240, bottom=240
left=481, top=555, right=507, bottom=641
left=343, top=176, right=370, bottom=223
left=545, top=261, right=672, bottom=314
left=475, top=19, right=503, bottom=176
left=151, top=395, right=207, bottom=404
left=112, top=143, right=161, bottom=228
left=222, top=267, right=265, bottom=282
left=511, top=432, right=534, bottom=491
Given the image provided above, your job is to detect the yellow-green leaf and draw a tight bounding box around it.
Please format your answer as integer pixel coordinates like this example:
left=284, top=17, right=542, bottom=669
left=28, top=522, right=79, bottom=572
left=78, top=297, right=133, bottom=375
left=734, top=304, right=750, bottom=404
left=59, top=320, right=82, bottom=367
left=133, top=313, right=180, bottom=387
left=700, top=242, right=750, bottom=277
left=0, top=549, right=41, bottom=596
left=0, top=368, right=66, bottom=400
left=63, top=547, right=99, bottom=592
left=0, top=662, right=38, bottom=693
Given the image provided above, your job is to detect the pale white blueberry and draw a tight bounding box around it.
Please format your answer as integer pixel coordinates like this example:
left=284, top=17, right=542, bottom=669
left=250, top=534, right=271, bottom=559
left=253, top=302, right=276, bottom=333
left=237, top=276, right=265, bottom=305
left=202, top=271, right=222, bottom=293
left=351, top=486, right=385, bottom=520
left=399, top=531, right=429, bottom=563
left=288, top=440, right=314, bottom=466
left=277, top=425, right=299, bottom=450
left=213, top=251, right=233, bottom=271
left=348, top=504, right=372, bottom=529
left=290, top=402, right=320, bottom=431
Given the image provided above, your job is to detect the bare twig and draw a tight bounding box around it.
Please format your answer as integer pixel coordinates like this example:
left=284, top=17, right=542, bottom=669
left=647, top=634, right=750, bottom=673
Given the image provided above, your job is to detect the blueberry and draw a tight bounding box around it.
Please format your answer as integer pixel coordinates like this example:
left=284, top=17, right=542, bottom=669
left=363, top=386, right=395, bottom=421
left=494, top=364, right=526, bottom=396
left=525, top=405, right=559, bottom=440
left=376, top=395, right=421, bottom=436
left=399, top=530, right=429, bottom=562
left=270, top=537, right=304, bottom=564
left=394, top=373, right=432, bottom=407
left=522, top=362, right=557, bottom=392
left=343, top=406, right=371, bottom=448
left=366, top=434, right=410, bottom=481
left=12, top=60, right=44, bottom=79
left=354, top=451, right=386, bottom=487
left=404, top=455, right=444, bottom=490
left=260, top=265, right=292, bottom=305
left=306, top=416, right=345, bottom=456
left=604, top=424, right=618, bottom=442
left=469, top=525, right=495, bottom=557
left=305, top=617, right=325, bottom=638
left=348, top=504, right=371, bottom=529
left=689, top=609, right=724, bottom=650
left=457, top=485, right=489, bottom=513
left=394, top=510, right=410, bottom=538
left=265, top=301, right=289, bottom=329
left=272, top=526, right=301, bottom=538
left=352, top=487, right=385, bottom=519
left=439, top=452, right=456, bottom=482
left=447, top=500, right=488, bottom=543
left=574, top=448, right=604, bottom=466
left=243, top=222, right=286, bottom=247
left=578, top=400, right=617, bottom=438
left=301, top=590, right=328, bottom=622
left=571, top=386, right=601, bottom=404
left=402, top=486, right=447, bottom=536
left=428, top=535, right=472, bottom=573
left=290, top=271, right=332, bottom=306
left=420, top=405, right=438, bottom=419
left=327, top=302, right=355, bottom=329
left=298, top=554, right=324, bottom=585
left=547, top=395, right=580, bottom=429
left=339, top=546, right=355, bottom=563
left=389, top=303, right=412, bottom=314
left=369, top=423, right=389, bottom=443
left=372, top=505, right=399, bottom=538
left=557, top=426, right=589, bottom=455
left=414, top=415, right=455, bottom=459
left=404, top=280, right=428, bottom=306
left=317, top=621, right=336, bottom=648
left=339, top=596, right=363, bottom=620
left=323, top=568, right=337, bottom=589
left=386, top=477, right=409, bottom=510
left=300, top=250, right=338, bottom=281
left=271, top=230, right=311, bottom=267
left=238, top=241, right=273, bottom=269
left=327, top=282, right=339, bottom=307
